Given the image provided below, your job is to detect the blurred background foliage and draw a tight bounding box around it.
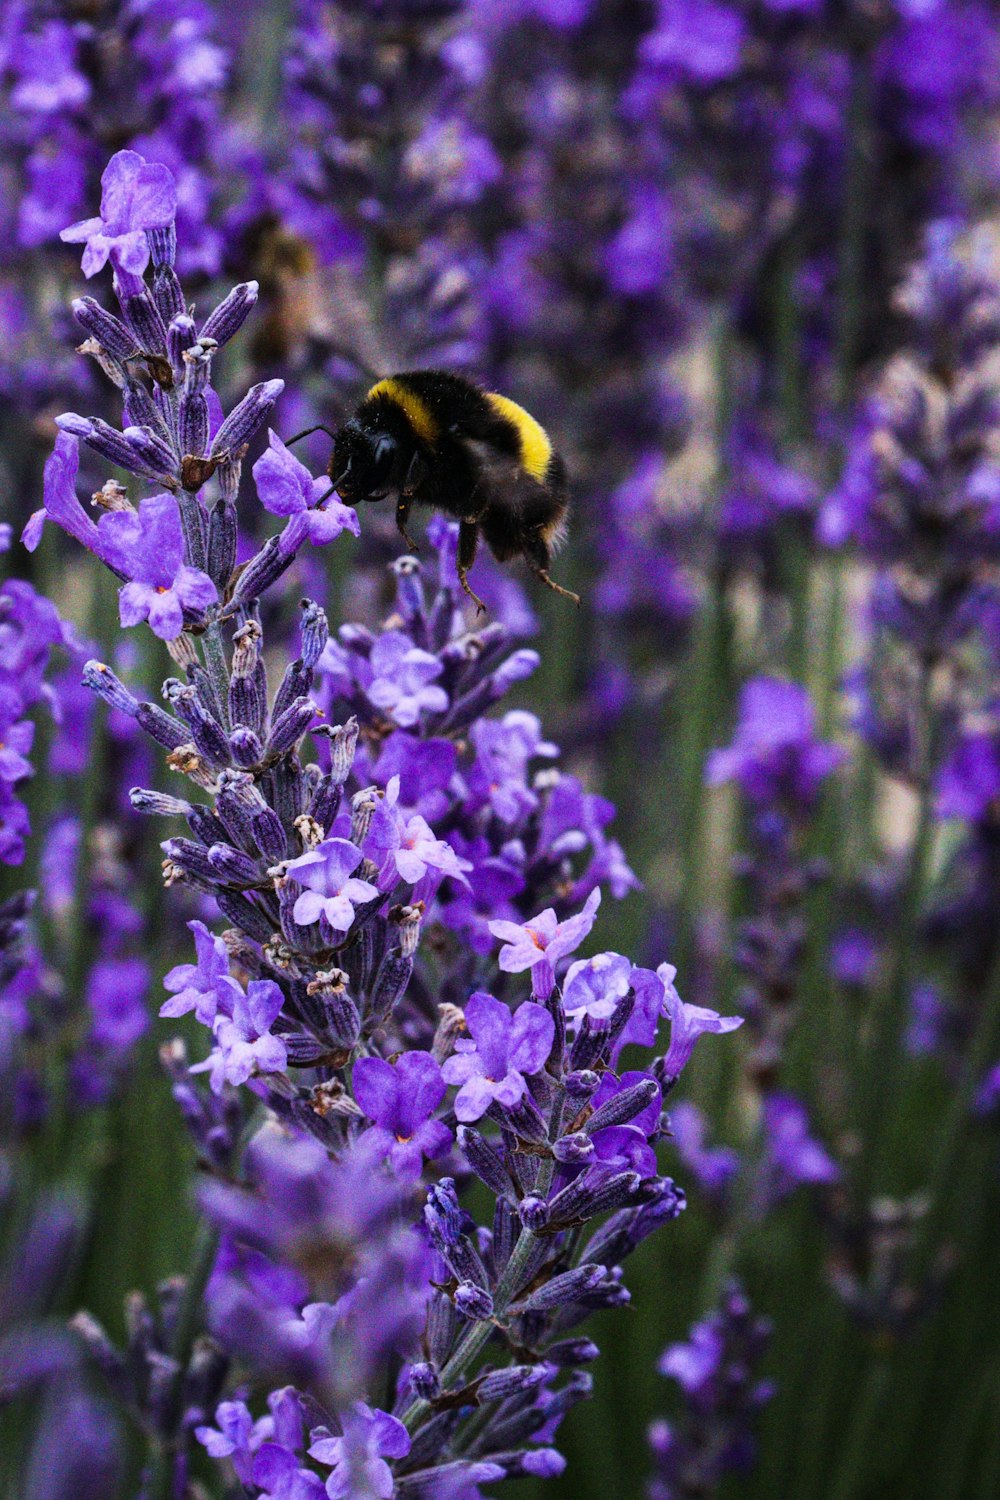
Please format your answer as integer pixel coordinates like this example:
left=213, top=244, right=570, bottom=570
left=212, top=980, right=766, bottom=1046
left=4, top=1, right=1000, bottom=1496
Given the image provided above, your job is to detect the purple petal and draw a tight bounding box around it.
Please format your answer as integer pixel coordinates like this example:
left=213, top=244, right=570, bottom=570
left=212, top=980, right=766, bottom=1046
left=253, top=433, right=310, bottom=517
left=353, top=1057, right=399, bottom=1130
left=464, top=991, right=512, bottom=1078
left=245, top=979, right=284, bottom=1035
left=174, top=565, right=218, bottom=614
left=394, top=1051, right=446, bottom=1133
left=508, top=1000, right=555, bottom=1076
left=145, top=588, right=185, bottom=641
left=453, top=1073, right=496, bottom=1123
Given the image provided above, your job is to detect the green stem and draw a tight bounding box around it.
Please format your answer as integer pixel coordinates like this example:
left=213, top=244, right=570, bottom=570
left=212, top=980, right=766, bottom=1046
left=201, top=620, right=231, bottom=732
left=909, top=938, right=1000, bottom=1281
left=788, top=1307, right=850, bottom=1497
left=977, top=1367, right=1000, bottom=1499
left=402, top=1223, right=542, bottom=1434
left=833, top=51, right=873, bottom=406
left=816, top=44, right=873, bottom=731
left=673, top=314, right=737, bottom=982
left=825, top=1359, right=891, bottom=1500
left=147, top=1221, right=220, bottom=1500
left=405, top=1105, right=565, bottom=1435
left=857, top=774, right=934, bottom=1198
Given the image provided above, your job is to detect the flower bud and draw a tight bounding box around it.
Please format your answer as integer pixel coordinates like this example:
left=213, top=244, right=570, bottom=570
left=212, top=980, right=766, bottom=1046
left=299, top=599, right=329, bottom=668
left=129, top=788, right=192, bottom=818
left=200, top=281, right=259, bottom=347
left=210, top=379, right=284, bottom=460
left=168, top=313, right=197, bottom=370
left=121, top=286, right=169, bottom=352
left=72, top=297, right=139, bottom=360
left=477, top=1365, right=548, bottom=1402
left=517, top=1263, right=607, bottom=1313
left=584, top=1077, right=659, bottom=1135
left=83, top=661, right=139, bottom=716
left=230, top=727, right=264, bottom=768
left=518, top=1195, right=549, bottom=1232
left=454, top=1282, right=494, bottom=1321
left=552, top=1131, right=595, bottom=1165
left=267, top=697, right=317, bottom=756
left=408, top=1361, right=440, bottom=1401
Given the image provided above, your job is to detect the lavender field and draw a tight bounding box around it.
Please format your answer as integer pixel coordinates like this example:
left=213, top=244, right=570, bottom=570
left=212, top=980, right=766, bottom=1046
left=2, top=3, right=1000, bottom=1497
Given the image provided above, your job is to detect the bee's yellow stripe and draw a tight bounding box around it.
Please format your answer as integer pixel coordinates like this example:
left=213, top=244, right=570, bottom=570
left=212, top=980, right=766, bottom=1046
left=485, top=392, right=552, bottom=481
left=367, top=378, right=439, bottom=445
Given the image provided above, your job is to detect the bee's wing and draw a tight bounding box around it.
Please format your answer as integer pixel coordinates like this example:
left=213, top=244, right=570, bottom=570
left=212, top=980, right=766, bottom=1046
left=317, top=265, right=398, bottom=385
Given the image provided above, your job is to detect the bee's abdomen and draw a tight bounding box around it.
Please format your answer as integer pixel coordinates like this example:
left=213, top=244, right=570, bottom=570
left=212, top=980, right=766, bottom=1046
left=484, top=391, right=553, bottom=482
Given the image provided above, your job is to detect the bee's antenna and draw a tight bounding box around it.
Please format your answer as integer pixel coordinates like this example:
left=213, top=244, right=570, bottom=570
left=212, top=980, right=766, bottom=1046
left=315, top=471, right=352, bottom=506
left=325, top=340, right=384, bottom=384
left=284, top=424, right=338, bottom=448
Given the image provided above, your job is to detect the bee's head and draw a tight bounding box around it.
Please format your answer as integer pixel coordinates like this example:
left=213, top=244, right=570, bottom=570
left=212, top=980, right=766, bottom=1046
left=330, top=423, right=398, bottom=505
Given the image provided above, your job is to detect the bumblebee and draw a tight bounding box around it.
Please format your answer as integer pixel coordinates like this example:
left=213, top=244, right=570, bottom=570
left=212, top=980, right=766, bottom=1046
left=292, top=370, right=578, bottom=612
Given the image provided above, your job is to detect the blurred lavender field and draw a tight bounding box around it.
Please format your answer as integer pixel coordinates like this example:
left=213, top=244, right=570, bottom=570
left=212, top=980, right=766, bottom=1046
left=3, top=2, right=1000, bottom=1497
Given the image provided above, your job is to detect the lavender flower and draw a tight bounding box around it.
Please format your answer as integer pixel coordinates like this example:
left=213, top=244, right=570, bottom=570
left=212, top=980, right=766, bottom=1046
left=102, top=493, right=218, bottom=640
left=706, top=677, right=843, bottom=809
left=353, top=1052, right=452, bottom=1180
left=193, top=979, right=289, bottom=1092
left=761, top=1093, right=839, bottom=1202
left=60, top=149, right=177, bottom=278
left=662, top=984, right=743, bottom=1082
left=160, top=920, right=234, bottom=1024
left=0, top=578, right=78, bottom=863
left=489, top=887, right=602, bottom=1000
left=285, top=839, right=380, bottom=934
left=668, top=1102, right=740, bottom=1198
left=253, top=431, right=360, bottom=555
left=707, top=677, right=840, bottom=1083
left=308, top=1402, right=411, bottom=1499
left=441, top=992, right=555, bottom=1121
left=26, top=142, right=748, bottom=1500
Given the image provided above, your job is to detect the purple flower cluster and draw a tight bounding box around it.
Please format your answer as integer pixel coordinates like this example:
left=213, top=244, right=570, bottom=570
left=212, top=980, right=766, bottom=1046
left=626, top=0, right=1000, bottom=335
left=823, top=227, right=1000, bottom=1111
left=1, top=2, right=237, bottom=273
left=821, top=226, right=1000, bottom=785
left=4, top=0, right=1000, bottom=1487
left=0, top=578, right=77, bottom=863
left=16, top=151, right=745, bottom=1500
left=272, top=0, right=492, bottom=388
left=648, top=1280, right=774, bottom=1500
left=707, top=676, right=842, bottom=1083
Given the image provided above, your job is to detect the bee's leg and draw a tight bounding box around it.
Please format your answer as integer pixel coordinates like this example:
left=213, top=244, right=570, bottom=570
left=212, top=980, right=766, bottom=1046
left=525, top=536, right=581, bottom=606
left=394, top=494, right=420, bottom=552
left=457, top=519, right=487, bottom=615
